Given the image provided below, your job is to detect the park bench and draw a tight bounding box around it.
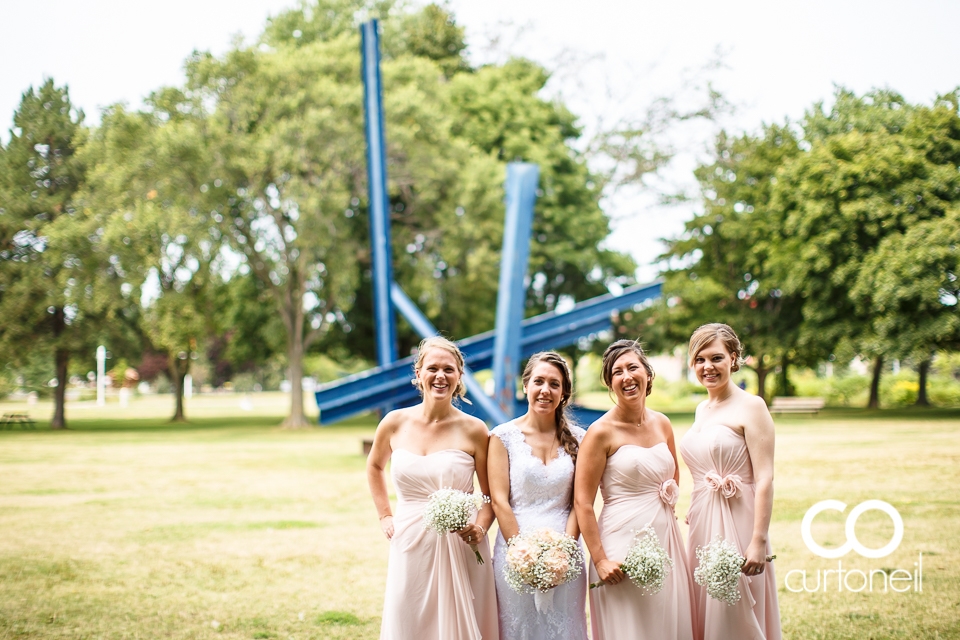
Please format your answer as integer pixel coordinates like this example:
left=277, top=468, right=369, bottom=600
left=770, top=397, right=825, bottom=415
left=0, top=413, right=37, bottom=429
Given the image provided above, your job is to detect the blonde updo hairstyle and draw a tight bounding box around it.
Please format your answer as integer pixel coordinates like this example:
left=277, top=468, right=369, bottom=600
left=687, top=323, right=744, bottom=372
left=521, top=351, right=580, bottom=462
left=600, top=339, right=655, bottom=397
left=412, top=336, right=468, bottom=401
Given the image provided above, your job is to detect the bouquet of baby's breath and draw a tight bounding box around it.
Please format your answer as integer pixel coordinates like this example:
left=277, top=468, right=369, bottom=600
left=590, top=525, right=673, bottom=593
left=693, top=535, right=776, bottom=605
left=422, top=488, right=490, bottom=564
left=504, top=528, right=584, bottom=594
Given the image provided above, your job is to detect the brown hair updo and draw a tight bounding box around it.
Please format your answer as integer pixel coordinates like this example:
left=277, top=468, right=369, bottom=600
left=687, top=323, right=744, bottom=372
left=600, top=339, right=655, bottom=397
left=412, top=336, right=468, bottom=400
left=522, top=351, right=580, bottom=463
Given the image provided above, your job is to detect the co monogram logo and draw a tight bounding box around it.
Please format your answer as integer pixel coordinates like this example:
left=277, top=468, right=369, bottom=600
left=801, top=500, right=903, bottom=559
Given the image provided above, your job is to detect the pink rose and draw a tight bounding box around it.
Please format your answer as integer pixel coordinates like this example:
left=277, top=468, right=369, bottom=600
left=540, top=547, right=570, bottom=584
left=538, top=528, right=565, bottom=545
left=659, top=479, right=680, bottom=506
left=507, top=539, right=538, bottom=571
left=704, top=471, right=742, bottom=499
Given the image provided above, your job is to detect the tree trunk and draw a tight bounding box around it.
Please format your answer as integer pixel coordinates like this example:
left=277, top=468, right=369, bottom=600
left=51, top=347, right=69, bottom=430
left=754, top=361, right=771, bottom=404
left=915, top=359, right=931, bottom=407
left=169, top=354, right=189, bottom=422
left=282, top=324, right=311, bottom=429
left=777, top=354, right=794, bottom=397
left=867, top=355, right=883, bottom=409
left=50, top=306, right=68, bottom=429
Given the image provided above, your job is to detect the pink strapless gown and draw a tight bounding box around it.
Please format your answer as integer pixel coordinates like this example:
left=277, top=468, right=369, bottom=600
left=380, top=449, right=499, bottom=640
left=679, top=424, right=781, bottom=640
left=588, top=443, right=695, bottom=640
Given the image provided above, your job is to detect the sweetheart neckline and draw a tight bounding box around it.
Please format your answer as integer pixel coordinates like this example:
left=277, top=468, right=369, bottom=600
left=392, top=448, right=473, bottom=458
left=609, top=441, right=669, bottom=457
left=688, top=423, right=744, bottom=439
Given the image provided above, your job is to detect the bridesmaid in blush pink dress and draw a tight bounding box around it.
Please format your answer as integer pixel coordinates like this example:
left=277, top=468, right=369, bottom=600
left=574, top=340, right=695, bottom=640
left=679, top=323, right=781, bottom=640
left=367, top=337, right=499, bottom=640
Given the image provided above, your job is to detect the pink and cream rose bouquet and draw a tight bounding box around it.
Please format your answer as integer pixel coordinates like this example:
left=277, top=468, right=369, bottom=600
left=504, top=528, right=584, bottom=595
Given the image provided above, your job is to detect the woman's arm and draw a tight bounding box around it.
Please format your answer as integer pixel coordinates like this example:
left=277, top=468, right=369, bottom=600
left=564, top=504, right=581, bottom=539
left=662, top=415, right=681, bottom=485
left=366, top=413, right=399, bottom=540
left=456, top=419, right=495, bottom=544
left=574, top=424, right=624, bottom=585
left=741, top=397, right=776, bottom=575
left=488, top=433, right=519, bottom=542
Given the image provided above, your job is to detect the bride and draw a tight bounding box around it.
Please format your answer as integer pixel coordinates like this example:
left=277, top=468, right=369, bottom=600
left=488, top=352, right=588, bottom=640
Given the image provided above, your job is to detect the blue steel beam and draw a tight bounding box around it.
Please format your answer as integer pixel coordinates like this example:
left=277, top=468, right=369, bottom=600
left=315, top=280, right=662, bottom=424
left=493, top=164, right=539, bottom=417
left=360, top=20, right=398, bottom=367
left=391, top=284, right=510, bottom=425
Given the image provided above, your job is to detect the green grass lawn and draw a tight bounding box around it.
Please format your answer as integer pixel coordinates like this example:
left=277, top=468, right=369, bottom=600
left=0, top=399, right=958, bottom=639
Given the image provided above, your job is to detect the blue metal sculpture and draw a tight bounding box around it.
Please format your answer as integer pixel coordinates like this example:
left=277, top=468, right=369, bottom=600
left=361, top=20, right=398, bottom=368
left=493, top=163, right=539, bottom=418
left=314, top=20, right=663, bottom=426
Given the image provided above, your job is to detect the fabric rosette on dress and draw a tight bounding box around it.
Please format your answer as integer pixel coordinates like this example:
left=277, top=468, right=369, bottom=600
left=703, top=471, right=743, bottom=499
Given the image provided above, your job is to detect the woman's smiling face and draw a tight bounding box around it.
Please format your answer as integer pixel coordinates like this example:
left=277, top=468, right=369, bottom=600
left=524, top=361, right=565, bottom=416
left=693, top=338, right=735, bottom=389
left=610, top=351, right=649, bottom=403
left=416, top=348, right=461, bottom=401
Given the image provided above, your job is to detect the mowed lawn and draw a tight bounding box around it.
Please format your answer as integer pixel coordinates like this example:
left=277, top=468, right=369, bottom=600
left=1, top=396, right=958, bottom=639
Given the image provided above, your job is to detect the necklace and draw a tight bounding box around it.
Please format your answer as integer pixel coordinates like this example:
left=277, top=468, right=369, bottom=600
left=706, top=389, right=733, bottom=409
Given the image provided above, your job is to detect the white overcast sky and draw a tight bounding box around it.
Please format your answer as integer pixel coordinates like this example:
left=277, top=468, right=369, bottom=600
left=2, top=0, right=958, bottom=280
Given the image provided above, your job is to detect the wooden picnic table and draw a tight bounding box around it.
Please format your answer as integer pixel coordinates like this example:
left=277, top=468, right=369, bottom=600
left=0, top=413, right=37, bottom=429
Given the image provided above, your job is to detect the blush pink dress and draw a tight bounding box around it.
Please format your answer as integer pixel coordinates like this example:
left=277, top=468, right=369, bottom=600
left=679, top=423, right=781, bottom=640
left=588, top=443, right=695, bottom=640
left=380, top=449, right=499, bottom=640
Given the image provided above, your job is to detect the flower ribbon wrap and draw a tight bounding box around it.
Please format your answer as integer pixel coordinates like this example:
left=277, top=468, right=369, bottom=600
left=703, top=471, right=743, bottom=499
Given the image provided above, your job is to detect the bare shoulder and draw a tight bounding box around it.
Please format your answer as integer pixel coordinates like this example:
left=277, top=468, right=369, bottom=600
left=376, top=407, right=409, bottom=433
left=737, top=391, right=774, bottom=428
left=581, top=413, right=615, bottom=446
left=648, top=409, right=674, bottom=439
left=457, top=410, right=490, bottom=440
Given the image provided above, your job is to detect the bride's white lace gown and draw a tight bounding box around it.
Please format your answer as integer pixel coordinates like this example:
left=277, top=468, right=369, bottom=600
left=491, top=422, right=588, bottom=640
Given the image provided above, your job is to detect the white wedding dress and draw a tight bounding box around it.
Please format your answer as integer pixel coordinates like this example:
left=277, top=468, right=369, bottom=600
left=491, top=422, right=588, bottom=640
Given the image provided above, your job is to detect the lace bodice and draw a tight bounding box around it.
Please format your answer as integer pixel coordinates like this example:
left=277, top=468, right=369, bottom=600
left=491, top=421, right=586, bottom=534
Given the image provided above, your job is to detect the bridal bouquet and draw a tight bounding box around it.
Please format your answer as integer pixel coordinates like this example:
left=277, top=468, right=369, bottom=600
left=422, top=488, right=490, bottom=564
left=504, top=528, right=584, bottom=594
left=590, top=525, right=673, bottom=593
left=693, top=535, right=775, bottom=605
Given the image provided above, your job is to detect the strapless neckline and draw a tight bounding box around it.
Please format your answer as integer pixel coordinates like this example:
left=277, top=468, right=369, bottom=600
left=392, top=448, right=473, bottom=458
left=690, top=423, right=743, bottom=439
left=610, top=441, right=668, bottom=458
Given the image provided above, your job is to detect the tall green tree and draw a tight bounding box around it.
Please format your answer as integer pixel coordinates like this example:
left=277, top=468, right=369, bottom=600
left=767, top=89, right=960, bottom=407
left=849, top=93, right=960, bottom=405
left=0, top=80, right=95, bottom=428
left=82, top=89, right=217, bottom=421
left=636, top=124, right=803, bottom=400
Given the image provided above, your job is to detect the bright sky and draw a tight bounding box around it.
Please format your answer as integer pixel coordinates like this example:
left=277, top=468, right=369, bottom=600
left=2, top=0, right=958, bottom=279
